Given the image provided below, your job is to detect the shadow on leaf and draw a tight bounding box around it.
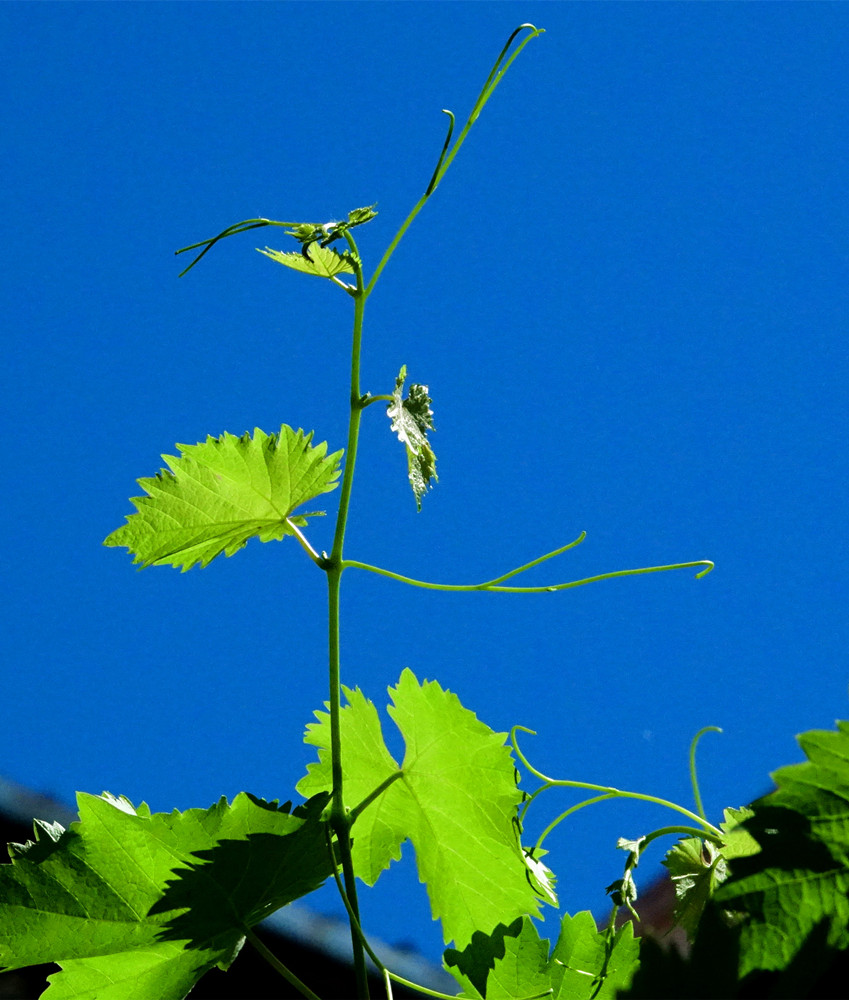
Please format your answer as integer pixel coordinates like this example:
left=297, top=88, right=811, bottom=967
left=149, top=795, right=335, bottom=952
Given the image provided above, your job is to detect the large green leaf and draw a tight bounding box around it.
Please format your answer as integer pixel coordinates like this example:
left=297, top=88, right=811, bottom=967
left=104, top=425, right=342, bottom=570
left=297, top=668, right=547, bottom=948
left=0, top=792, right=334, bottom=1000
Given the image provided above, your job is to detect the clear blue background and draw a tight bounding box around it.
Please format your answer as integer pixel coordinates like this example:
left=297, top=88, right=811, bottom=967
left=3, top=0, right=848, bottom=968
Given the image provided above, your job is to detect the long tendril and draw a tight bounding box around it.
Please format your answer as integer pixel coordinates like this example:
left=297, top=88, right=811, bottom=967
left=511, top=727, right=723, bottom=839
left=342, top=555, right=714, bottom=593
left=690, top=725, right=723, bottom=822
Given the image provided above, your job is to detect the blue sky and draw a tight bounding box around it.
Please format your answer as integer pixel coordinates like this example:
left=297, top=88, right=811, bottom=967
left=3, top=0, right=849, bottom=969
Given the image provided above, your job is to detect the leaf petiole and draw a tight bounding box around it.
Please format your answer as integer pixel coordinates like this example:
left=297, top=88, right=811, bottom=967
left=285, top=518, right=323, bottom=566
left=348, top=770, right=404, bottom=827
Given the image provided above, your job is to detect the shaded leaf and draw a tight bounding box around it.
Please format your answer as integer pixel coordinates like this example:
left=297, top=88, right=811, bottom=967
left=444, top=917, right=556, bottom=1000
left=104, top=425, right=341, bottom=570
left=0, top=792, right=334, bottom=1000
left=662, top=837, right=724, bottom=940
left=713, top=721, right=849, bottom=977
left=661, top=806, right=757, bottom=940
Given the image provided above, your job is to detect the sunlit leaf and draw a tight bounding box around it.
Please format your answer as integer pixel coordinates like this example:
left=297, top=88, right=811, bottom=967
left=258, top=243, right=355, bottom=279
left=444, top=912, right=638, bottom=999
left=297, top=669, right=545, bottom=947
left=104, top=425, right=342, bottom=571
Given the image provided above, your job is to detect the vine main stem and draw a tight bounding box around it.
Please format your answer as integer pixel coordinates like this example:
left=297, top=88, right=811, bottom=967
left=326, top=232, right=370, bottom=998
left=318, top=31, right=544, bottom=994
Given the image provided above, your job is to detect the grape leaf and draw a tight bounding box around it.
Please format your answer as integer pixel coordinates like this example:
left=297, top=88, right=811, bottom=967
left=298, top=685, right=404, bottom=883
left=553, top=912, right=639, bottom=998
left=104, top=425, right=342, bottom=571
left=444, top=917, right=557, bottom=1000
left=712, top=720, right=849, bottom=978
left=386, top=365, right=437, bottom=510
left=626, top=725, right=849, bottom=997
left=444, top=912, right=638, bottom=999
left=661, top=806, right=756, bottom=940
left=0, top=791, right=334, bottom=1000
left=297, top=668, right=546, bottom=948
left=257, top=243, right=355, bottom=280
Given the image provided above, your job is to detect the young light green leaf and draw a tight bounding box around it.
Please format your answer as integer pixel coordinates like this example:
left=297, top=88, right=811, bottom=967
left=298, top=685, right=404, bottom=883
left=444, top=912, right=638, bottom=1000
left=444, top=917, right=558, bottom=1000
left=104, top=425, right=342, bottom=571
left=387, top=365, right=437, bottom=510
left=553, top=911, right=639, bottom=998
left=258, top=243, right=355, bottom=280
left=0, top=792, right=334, bottom=1000
left=297, top=668, right=547, bottom=948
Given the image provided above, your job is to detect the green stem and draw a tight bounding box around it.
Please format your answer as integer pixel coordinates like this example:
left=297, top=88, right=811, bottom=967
left=325, top=231, right=370, bottom=999
left=326, top=830, right=541, bottom=1000
left=175, top=218, right=297, bottom=277
left=364, top=23, right=544, bottom=297
left=428, top=24, right=544, bottom=189
left=638, top=824, right=724, bottom=852
left=245, top=927, right=322, bottom=1000
left=532, top=794, right=619, bottom=852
